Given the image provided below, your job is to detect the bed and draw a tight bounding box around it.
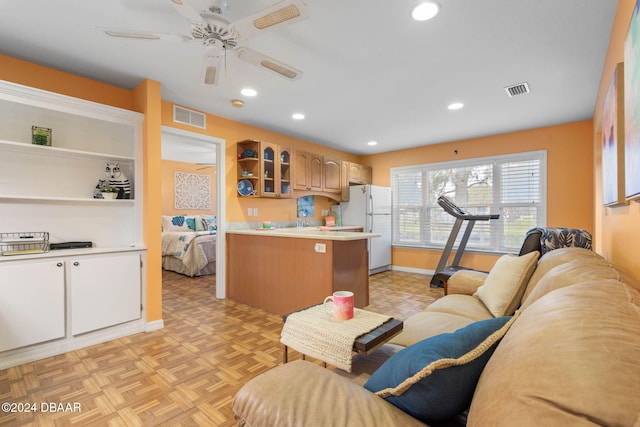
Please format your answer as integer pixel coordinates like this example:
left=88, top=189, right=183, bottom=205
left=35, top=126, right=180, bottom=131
left=161, top=215, right=217, bottom=277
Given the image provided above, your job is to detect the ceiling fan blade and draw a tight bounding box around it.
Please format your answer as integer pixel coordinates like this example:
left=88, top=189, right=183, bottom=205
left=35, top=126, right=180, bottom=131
left=236, top=47, right=302, bottom=81
left=101, top=27, right=193, bottom=42
left=169, top=0, right=206, bottom=25
left=201, top=48, right=223, bottom=85
left=229, top=0, right=308, bottom=40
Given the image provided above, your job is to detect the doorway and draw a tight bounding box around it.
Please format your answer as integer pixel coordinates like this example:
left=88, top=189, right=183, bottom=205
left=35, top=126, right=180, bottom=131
left=161, top=126, right=226, bottom=299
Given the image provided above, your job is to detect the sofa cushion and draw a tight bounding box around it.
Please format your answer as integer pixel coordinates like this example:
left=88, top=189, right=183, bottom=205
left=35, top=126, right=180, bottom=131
left=364, top=315, right=516, bottom=424
left=520, top=247, right=601, bottom=303
left=389, top=295, right=493, bottom=347
left=469, top=280, right=640, bottom=426
left=520, top=257, right=618, bottom=310
left=233, top=360, right=426, bottom=427
left=447, top=270, right=488, bottom=295
left=474, top=251, right=539, bottom=317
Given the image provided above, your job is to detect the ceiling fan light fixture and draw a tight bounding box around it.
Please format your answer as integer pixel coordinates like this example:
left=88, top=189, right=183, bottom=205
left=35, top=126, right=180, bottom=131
left=448, top=102, right=464, bottom=110
left=203, top=66, right=218, bottom=85
left=412, top=2, right=440, bottom=21
left=292, top=113, right=305, bottom=120
left=231, top=99, right=245, bottom=108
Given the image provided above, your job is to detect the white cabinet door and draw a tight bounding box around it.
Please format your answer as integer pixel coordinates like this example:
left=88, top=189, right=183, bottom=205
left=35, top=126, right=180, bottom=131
left=70, top=253, right=141, bottom=335
left=0, top=261, right=65, bottom=352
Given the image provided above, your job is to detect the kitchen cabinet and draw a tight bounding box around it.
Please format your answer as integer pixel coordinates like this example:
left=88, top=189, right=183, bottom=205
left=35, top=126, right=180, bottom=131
left=262, top=142, right=292, bottom=198
left=341, top=160, right=350, bottom=201
left=293, top=150, right=323, bottom=191
left=70, top=252, right=141, bottom=335
left=322, top=157, right=341, bottom=194
left=0, top=261, right=65, bottom=352
left=348, top=162, right=372, bottom=185
left=237, top=140, right=292, bottom=198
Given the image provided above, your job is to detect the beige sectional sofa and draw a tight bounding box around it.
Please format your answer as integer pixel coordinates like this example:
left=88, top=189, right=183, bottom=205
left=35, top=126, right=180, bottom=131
left=233, top=248, right=640, bottom=426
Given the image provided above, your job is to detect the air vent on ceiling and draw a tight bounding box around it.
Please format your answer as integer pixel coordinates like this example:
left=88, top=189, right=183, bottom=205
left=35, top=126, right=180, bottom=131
left=173, top=105, right=206, bottom=129
left=504, top=82, right=530, bottom=97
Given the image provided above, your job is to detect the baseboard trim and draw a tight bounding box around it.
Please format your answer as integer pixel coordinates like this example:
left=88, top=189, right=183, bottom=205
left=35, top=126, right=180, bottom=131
left=145, top=319, right=165, bottom=332
left=0, top=319, right=147, bottom=370
left=391, top=266, right=435, bottom=275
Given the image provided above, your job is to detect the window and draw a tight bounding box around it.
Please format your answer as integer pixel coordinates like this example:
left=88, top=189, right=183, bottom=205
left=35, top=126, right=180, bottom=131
left=391, top=151, right=546, bottom=253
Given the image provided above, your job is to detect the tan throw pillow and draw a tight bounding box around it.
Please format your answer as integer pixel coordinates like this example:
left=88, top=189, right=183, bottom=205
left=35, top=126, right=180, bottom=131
left=474, top=251, right=539, bottom=317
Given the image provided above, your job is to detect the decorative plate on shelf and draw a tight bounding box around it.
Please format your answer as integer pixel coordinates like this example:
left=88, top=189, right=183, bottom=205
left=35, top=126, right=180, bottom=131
left=237, top=179, right=255, bottom=196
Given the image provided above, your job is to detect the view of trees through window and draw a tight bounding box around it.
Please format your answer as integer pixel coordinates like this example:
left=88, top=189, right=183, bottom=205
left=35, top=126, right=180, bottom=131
left=391, top=151, right=546, bottom=253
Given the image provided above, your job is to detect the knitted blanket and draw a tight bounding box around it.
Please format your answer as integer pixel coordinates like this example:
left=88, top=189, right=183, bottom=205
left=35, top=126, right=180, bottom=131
left=281, top=305, right=391, bottom=372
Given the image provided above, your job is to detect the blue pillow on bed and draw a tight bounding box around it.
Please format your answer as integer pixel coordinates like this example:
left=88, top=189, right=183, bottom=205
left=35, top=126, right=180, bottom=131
left=364, top=315, right=514, bottom=424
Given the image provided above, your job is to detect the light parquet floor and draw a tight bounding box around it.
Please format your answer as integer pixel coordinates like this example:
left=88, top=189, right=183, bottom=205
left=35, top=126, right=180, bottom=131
left=0, top=270, right=442, bottom=426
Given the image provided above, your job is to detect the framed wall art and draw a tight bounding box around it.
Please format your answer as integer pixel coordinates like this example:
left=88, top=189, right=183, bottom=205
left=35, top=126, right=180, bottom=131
left=624, top=1, right=640, bottom=201
left=174, top=171, right=211, bottom=210
left=602, top=63, right=626, bottom=206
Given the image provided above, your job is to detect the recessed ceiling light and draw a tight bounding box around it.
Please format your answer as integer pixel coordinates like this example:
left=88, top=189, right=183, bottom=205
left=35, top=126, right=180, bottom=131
left=412, top=2, right=440, bottom=21
left=448, top=102, right=464, bottom=110
left=241, top=88, right=257, bottom=97
left=292, top=113, right=305, bottom=120
left=367, top=141, right=378, bottom=146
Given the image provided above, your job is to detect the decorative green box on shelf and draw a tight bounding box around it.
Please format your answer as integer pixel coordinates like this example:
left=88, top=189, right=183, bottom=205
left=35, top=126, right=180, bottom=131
left=31, top=125, right=52, bottom=146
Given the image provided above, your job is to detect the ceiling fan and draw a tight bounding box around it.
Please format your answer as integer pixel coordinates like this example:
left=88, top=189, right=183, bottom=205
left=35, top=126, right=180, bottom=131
left=104, top=0, right=308, bottom=85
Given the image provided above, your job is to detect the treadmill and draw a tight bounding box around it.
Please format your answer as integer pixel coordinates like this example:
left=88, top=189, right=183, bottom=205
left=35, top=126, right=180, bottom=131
left=430, top=196, right=500, bottom=287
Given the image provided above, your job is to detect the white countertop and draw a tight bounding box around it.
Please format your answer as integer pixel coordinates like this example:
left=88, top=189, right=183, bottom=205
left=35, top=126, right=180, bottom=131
left=226, top=226, right=379, bottom=241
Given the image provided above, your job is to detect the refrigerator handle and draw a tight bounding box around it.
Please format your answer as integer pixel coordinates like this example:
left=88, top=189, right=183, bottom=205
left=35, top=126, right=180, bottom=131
left=368, top=194, right=374, bottom=233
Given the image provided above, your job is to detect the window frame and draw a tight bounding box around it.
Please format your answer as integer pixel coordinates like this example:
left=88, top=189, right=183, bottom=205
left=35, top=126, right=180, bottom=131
left=391, top=150, right=547, bottom=254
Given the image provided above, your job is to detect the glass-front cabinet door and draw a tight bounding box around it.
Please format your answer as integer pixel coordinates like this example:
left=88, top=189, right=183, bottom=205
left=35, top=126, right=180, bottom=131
left=279, top=147, right=292, bottom=198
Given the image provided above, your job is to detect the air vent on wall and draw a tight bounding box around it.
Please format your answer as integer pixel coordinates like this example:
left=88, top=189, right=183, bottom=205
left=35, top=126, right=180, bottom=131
left=504, top=82, right=530, bottom=97
left=173, top=105, right=206, bottom=129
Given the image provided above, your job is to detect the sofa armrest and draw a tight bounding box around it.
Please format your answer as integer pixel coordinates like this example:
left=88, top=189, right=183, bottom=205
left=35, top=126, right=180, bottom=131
left=233, top=360, right=426, bottom=427
left=446, top=270, right=488, bottom=295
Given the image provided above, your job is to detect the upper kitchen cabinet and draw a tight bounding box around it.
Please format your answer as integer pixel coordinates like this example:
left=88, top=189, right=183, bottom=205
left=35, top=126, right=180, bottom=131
left=323, top=157, right=341, bottom=194
left=348, top=162, right=372, bottom=185
left=293, top=150, right=323, bottom=192
left=237, top=140, right=292, bottom=198
left=262, top=142, right=292, bottom=198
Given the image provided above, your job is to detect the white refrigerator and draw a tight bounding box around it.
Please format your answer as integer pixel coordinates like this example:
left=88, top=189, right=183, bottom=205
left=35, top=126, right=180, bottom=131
left=340, top=184, right=392, bottom=274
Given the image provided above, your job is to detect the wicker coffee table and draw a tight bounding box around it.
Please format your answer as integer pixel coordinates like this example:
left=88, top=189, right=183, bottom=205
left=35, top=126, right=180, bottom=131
left=281, top=306, right=403, bottom=368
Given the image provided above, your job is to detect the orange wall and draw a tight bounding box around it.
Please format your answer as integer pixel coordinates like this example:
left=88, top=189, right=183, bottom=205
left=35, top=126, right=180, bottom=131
left=592, top=0, right=640, bottom=283
left=160, top=101, right=362, bottom=224
left=161, top=160, right=217, bottom=215
left=132, top=79, right=163, bottom=322
left=363, top=120, right=595, bottom=272
left=0, top=54, right=133, bottom=110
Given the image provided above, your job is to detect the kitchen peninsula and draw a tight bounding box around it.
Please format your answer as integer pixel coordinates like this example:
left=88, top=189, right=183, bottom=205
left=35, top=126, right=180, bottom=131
left=226, top=228, right=379, bottom=315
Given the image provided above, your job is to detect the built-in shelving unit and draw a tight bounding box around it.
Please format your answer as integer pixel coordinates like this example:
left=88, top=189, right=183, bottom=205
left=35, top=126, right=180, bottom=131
left=0, top=79, right=148, bottom=369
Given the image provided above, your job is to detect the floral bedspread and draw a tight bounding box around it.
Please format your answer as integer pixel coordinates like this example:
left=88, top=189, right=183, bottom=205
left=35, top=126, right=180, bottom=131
left=161, top=231, right=216, bottom=275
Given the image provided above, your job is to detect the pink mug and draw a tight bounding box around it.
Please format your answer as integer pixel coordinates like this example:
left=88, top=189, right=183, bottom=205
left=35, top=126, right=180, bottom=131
left=323, top=291, right=354, bottom=320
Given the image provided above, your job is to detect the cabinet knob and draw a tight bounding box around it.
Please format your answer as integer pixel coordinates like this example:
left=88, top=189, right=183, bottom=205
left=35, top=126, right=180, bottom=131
left=73, top=261, right=80, bottom=266
left=56, top=262, right=63, bottom=267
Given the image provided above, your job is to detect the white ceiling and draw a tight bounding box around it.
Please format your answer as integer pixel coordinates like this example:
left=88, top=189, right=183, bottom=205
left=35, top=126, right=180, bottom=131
left=0, top=0, right=617, bottom=156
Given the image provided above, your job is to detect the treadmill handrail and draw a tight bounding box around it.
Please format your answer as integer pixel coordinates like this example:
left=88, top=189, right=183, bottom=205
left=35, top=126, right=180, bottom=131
left=437, top=196, right=499, bottom=220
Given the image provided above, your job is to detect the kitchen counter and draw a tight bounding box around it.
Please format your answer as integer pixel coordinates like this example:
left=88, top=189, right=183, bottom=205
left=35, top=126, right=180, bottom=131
left=226, top=227, right=375, bottom=315
left=226, top=226, right=374, bottom=241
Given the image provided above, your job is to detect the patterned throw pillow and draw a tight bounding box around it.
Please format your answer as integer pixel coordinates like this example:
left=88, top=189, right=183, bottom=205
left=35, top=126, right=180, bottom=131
left=162, top=215, right=190, bottom=232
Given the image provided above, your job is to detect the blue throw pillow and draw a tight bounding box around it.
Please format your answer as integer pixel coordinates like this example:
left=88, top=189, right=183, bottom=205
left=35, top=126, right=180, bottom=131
left=364, top=315, right=515, bottom=423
